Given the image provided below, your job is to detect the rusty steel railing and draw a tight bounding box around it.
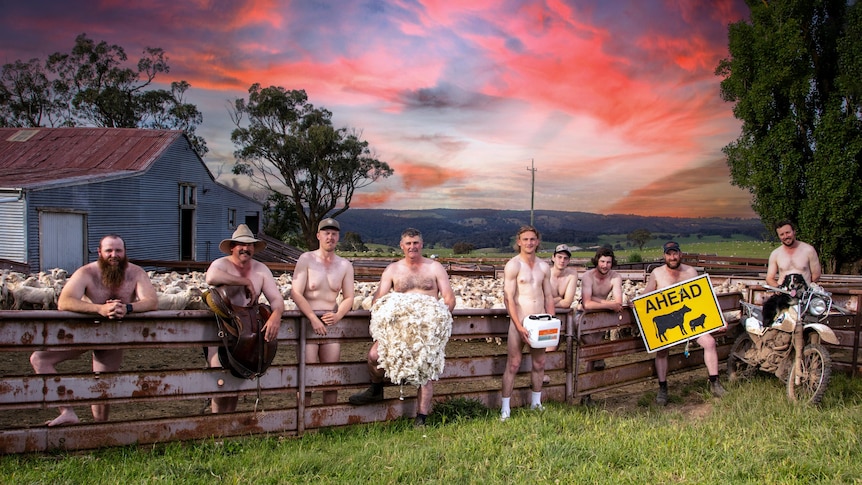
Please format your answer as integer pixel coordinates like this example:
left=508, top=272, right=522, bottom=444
left=1, top=288, right=858, bottom=454
left=0, top=308, right=574, bottom=453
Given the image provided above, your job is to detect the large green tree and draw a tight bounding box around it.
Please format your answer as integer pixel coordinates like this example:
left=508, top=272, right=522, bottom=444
left=230, top=84, right=393, bottom=249
left=0, top=33, right=207, bottom=156
left=716, top=0, right=862, bottom=273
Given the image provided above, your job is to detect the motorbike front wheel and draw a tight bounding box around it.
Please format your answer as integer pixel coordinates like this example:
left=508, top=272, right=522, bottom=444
left=727, top=333, right=757, bottom=381
left=786, top=343, right=832, bottom=404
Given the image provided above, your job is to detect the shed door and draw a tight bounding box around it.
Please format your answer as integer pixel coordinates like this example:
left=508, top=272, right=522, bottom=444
left=40, top=212, right=86, bottom=272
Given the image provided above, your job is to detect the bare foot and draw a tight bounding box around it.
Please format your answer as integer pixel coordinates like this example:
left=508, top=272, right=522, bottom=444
left=46, top=409, right=79, bottom=427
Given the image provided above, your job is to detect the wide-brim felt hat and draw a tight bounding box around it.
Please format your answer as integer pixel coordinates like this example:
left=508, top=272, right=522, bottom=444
left=219, top=224, right=267, bottom=254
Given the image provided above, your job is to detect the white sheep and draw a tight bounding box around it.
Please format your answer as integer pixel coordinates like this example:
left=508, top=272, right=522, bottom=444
left=11, top=285, right=56, bottom=310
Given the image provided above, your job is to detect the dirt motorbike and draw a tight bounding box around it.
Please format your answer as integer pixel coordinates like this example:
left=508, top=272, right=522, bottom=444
left=727, top=275, right=850, bottom=404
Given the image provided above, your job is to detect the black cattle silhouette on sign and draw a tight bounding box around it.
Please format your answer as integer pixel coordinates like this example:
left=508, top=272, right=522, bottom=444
left=689, top=313, right=707, bottom=332
left=653, top=305, right=692, bottom=342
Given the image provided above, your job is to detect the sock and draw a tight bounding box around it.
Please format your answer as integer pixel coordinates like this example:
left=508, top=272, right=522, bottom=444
left=501, top=397, right=511, bottom=415
left=531, top=391, right=542, bottom=407
left=708, top=375, right=718, bottom=383
left=372, top=382, right=384, bottom=394
left=659, top=381, right=668, bottom=391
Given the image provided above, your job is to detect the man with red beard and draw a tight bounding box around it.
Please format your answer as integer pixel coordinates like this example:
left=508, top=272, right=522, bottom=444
left=765, top=219, right=821, bottom=288
left=30, top=234, right=158, bottom=426
left=643, top=241, right=725, bottom=406
left=205, top=224, right=284, bottom=413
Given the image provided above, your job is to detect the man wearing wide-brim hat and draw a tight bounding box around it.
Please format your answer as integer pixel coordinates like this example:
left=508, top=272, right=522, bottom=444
left=204, top=224, right=285, bottom=413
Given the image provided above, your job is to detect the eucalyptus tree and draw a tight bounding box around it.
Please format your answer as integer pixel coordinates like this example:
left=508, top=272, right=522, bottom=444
left=231, top=84, right=393, bottom=249
left=0, top=33, right=207, bottom=156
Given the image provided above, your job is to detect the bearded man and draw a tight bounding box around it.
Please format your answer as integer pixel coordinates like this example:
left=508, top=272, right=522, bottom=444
left=30, top=234, right=158, bottom=426
left=643, top=241, right=724, bottom=406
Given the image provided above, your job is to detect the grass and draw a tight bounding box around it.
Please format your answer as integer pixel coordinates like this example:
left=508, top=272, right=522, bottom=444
left=3, top=374, right=861, bottom=484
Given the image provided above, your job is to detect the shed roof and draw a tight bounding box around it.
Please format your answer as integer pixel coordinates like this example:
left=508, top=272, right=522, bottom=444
left=0, top=127, right=185, bottom=189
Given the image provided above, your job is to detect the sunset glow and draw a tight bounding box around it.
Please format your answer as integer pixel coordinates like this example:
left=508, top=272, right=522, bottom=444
left=0, top=0, right=756, bottom=218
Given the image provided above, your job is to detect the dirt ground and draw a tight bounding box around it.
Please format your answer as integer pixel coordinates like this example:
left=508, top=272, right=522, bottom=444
left=1, top=339, right=719, bottom=429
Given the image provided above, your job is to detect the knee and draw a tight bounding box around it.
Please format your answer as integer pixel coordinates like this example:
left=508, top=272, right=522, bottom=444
left=506, top=355, right=522, bottom=373
left=699, top=335, right=717, bottom=351
left=532, top=356, right=547, bottom=371
left=29, top=352, right=43, bottom=372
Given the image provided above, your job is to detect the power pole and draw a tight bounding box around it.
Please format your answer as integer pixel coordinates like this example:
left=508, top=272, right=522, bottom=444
left=527, top=158, right=536, bottom=226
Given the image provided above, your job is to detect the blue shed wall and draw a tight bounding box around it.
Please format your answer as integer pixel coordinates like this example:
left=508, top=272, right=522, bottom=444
left=24, top=138, right=262, bottom=271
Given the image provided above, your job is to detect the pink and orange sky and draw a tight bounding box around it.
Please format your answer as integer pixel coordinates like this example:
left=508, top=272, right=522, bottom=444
left=0, top=0, right=757, bottom=218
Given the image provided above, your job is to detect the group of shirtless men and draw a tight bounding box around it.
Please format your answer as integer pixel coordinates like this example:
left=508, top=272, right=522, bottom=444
left=33, top=217, right=817, bottom=426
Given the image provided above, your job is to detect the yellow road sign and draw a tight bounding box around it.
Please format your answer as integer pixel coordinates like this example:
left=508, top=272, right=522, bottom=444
left=631, top=274, right=726, bottom=353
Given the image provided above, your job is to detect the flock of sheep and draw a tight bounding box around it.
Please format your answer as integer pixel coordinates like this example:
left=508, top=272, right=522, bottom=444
left=1, top=267, right=749, bottom=312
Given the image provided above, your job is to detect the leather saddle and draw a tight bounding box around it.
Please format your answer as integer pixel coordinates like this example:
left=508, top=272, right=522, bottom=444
left=204, top=286, right=277, bottom=379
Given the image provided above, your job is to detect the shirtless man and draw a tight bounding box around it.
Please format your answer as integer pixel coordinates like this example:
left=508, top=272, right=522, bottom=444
left=580, top=246, right=623, bottom=314
left=291, top=218, right=355, bottom=405
left=500, top=226, right=556, bottom=421
left=30, top=234, right=158, bottom=426
left=578, top=246, right=624, bottom=377
left=545, top=244, right=577, bottom=361
left=348, top=228, right=455, bottom=427
left=550, top=244, right=578, bottom=309
left=644, top=241, right=725, bottom=406
left=766, top=219, right=821, bottom=287
left=205, top=224, right=285, bottom=413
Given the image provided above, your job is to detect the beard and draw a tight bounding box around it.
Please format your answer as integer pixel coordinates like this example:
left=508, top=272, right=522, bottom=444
left=98, top=255, right=129, bottom=291
left=665, top=259, right=681, bottom=270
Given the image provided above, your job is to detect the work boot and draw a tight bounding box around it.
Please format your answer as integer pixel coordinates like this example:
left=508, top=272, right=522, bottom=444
left=655, top=387, right=668, bottom=406
left=413, top=415, right=427, bottom=428
left=348, top=385, right=383, bottom=405
left=710, top=380, right=726, bottom=398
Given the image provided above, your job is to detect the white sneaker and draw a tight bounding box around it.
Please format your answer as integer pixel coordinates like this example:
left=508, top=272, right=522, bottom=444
left=500, top=410, right=510, bottom=422
left=531, top=403, right=544, bottom=411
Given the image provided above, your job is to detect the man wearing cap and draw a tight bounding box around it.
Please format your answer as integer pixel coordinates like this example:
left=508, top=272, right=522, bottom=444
left=291, top=218, right=355, bottom=405
left=205, top=224, right=285, bottom=413
left=547, top=244, right=577, bottom=357
left=550, top=244, right=578, bottom=310
left=643, top=241, right=725, bottom=405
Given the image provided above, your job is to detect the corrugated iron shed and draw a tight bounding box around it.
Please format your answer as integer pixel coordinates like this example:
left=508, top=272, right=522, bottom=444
left=0, top=127, right=182, bottom=189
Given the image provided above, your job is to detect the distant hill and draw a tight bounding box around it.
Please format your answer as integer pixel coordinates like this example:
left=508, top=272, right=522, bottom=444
left=331, top=209, right=764, bottom=249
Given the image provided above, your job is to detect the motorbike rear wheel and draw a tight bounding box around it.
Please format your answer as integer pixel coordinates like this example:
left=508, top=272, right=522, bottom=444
left=727, top=333, right=757, bottom=381
left=786, top=342, right=832, bottom=404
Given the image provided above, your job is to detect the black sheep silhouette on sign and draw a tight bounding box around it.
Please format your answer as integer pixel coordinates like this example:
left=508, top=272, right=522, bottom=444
left=653, top=305, right=692, bottom=342
left=689, top=313, right=707, bottom=332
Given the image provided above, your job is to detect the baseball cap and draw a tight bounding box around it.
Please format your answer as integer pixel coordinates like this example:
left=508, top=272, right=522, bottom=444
left=554, top=244, right=572, bottom=256
left=318, top=218, right=340, bottom=231
left=663, top=241, right=681, bottom=254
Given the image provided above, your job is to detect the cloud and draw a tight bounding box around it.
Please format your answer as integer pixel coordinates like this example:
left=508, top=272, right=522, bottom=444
left=602, top=157, right=756, bottom=218
left=395, top=161, right=468, bottom=190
